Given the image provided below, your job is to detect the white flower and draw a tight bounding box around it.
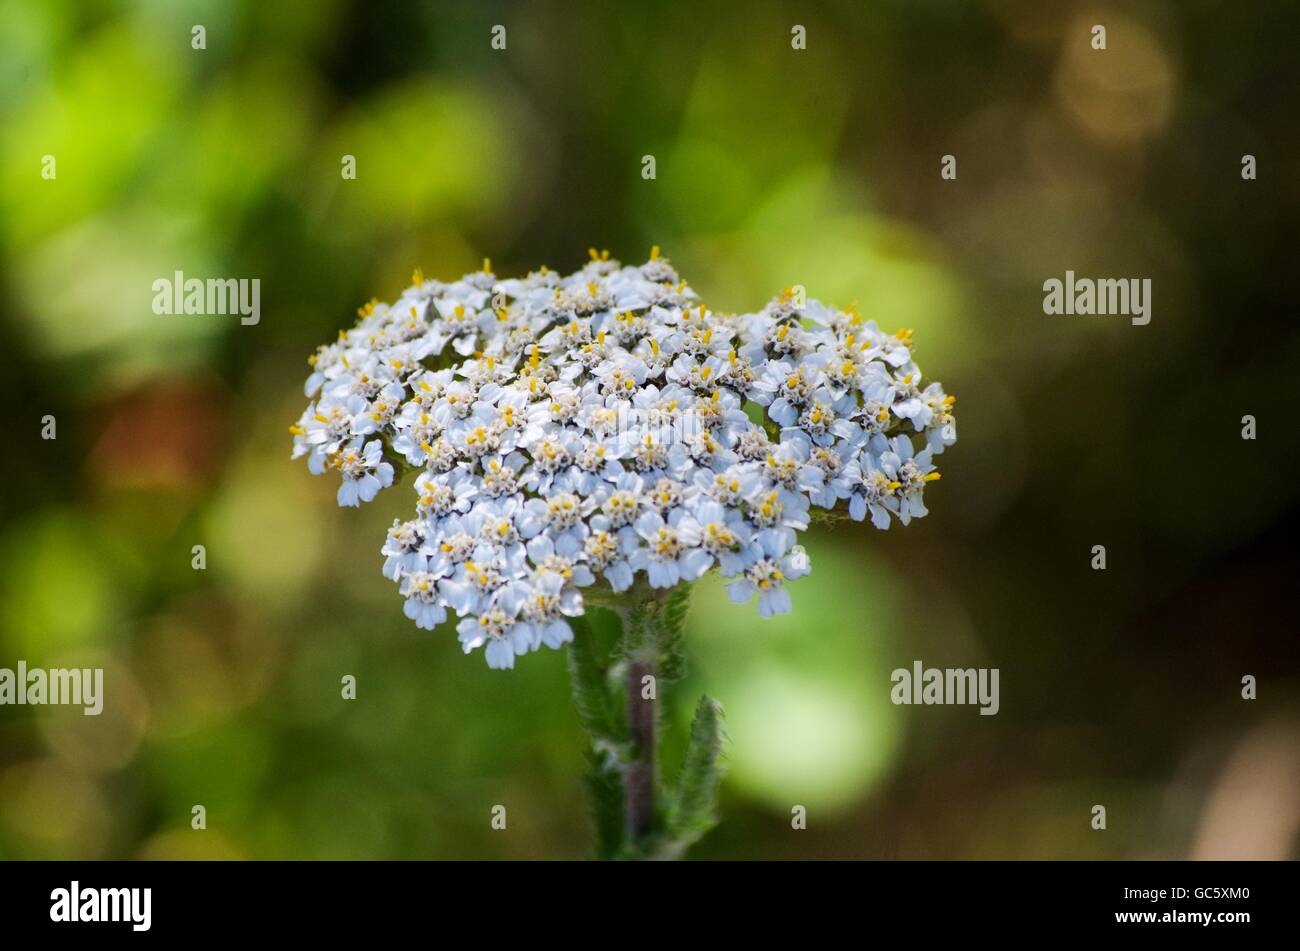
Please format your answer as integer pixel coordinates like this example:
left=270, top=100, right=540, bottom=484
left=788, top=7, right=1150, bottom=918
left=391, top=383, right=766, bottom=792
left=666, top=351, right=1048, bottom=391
left=727, top=542, right=812, bottom=618
left=628, top=510, right=708, bottom=588
left=382, top=518, right=430, bottom=580
left=293, top=251, right=956, bottom=667
left=457, top=605, right=530, bottom=669
left=401, top=571, right=448, bottom=630
left=517, top=572, right=583, bottom=650
left=692, top=500, right=754, bottom=575
left=335, top=439, right=394, bottom=507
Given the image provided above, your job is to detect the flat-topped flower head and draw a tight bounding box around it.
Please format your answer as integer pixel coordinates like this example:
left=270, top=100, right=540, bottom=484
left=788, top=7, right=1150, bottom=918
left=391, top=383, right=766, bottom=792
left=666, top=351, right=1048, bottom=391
left=293, top=250, right=957, bottom=666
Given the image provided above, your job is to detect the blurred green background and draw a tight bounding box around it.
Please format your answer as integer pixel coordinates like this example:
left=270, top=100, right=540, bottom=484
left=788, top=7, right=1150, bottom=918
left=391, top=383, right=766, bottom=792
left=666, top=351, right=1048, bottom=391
left=3, top=0, right=1298, bottom=859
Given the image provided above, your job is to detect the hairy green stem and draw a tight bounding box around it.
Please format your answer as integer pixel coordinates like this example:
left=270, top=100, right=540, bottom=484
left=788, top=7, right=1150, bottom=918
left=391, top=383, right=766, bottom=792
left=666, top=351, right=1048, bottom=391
left=568, top=581, right=723, bottom=859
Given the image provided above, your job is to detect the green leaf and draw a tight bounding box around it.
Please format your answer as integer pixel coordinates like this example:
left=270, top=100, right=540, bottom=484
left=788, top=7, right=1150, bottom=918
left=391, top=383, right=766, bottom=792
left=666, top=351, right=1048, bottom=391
left=666, top=695, right=727, bottom=850
left=585, top=750, right=625, bottom=860
left=567, top=615, right=619, bottom=742
left=657, top=582, right=693, bottom=686
left=569, top=612, right=629, bottom=858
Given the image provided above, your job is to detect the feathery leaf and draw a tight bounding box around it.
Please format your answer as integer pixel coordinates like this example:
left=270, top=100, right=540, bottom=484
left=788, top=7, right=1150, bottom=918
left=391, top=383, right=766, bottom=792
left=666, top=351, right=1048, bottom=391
left=666, top=694, right=727, bottom=849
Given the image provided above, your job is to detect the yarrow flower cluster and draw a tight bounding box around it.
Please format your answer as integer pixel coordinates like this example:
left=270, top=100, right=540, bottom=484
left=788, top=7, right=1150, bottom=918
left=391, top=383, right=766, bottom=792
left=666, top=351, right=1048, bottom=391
left=291, top=249, right=957, bottom=669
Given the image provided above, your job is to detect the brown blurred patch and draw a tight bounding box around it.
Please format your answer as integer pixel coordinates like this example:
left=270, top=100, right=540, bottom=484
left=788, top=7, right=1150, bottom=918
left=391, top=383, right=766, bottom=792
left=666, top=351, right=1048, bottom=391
left=88, top=376, right=229, bottom=490
left=1054, top=11, right=1178, bottom=148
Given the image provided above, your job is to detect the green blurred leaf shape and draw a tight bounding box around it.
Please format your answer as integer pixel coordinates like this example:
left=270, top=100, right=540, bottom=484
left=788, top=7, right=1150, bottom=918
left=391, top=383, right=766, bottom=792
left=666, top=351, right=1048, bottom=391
left=685, top=539, right=904, bottom=813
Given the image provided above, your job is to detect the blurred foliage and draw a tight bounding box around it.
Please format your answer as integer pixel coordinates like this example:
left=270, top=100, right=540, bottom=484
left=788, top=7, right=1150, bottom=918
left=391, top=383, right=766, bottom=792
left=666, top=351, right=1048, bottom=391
left=2, top=0, right=1299, bottom=859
